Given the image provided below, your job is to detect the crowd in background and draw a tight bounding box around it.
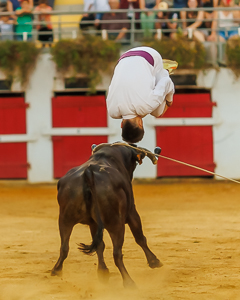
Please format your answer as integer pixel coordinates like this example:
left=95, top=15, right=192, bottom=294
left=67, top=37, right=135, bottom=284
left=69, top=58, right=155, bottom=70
left=80, top=0, right=240, bottom=43
left=0, top=0, right=239, bottom=44
left=0, top=0, right=53, bottom=44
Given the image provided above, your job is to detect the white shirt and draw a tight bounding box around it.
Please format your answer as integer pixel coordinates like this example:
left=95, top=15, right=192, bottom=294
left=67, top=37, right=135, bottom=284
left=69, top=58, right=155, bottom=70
left=106, top=46, right=175, bottom=119
left=94, top=0, right=110, bottom=12
left=83, top=0, right=95, bottom=12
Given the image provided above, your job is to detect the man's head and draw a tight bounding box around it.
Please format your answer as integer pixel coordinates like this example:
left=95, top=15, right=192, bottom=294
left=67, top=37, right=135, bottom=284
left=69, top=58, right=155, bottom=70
left=21, top=0, right=30, bottom=8
left=121, top=117, right=144, bottom=143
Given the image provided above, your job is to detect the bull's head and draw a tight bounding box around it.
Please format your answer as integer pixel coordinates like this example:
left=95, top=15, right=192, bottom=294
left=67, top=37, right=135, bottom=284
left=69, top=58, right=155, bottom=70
left=91, top=142, right=160, bottom=165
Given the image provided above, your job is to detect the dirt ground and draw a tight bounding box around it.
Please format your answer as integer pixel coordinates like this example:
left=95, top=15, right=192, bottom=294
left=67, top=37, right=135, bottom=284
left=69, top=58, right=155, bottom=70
left=1, top=179, right=240, bottom=300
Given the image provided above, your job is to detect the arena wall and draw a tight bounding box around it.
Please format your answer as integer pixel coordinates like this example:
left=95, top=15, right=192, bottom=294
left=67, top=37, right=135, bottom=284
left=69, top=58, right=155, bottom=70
left=0, top=53, right=240, bottom=182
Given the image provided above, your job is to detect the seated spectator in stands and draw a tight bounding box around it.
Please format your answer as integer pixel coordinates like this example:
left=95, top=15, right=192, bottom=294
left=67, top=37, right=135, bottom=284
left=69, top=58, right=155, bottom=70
left=155, top=2, right=179, bottom=39
left=180, top=0, right=206, bottom=42
left=15, top=0, right=33, bottom=40
left=80, top=0, right=95, bottom=31
left=0, top=8, right=14, bottom=40
left=120, top=0, right=145, bottom=29
left=34, top=0, right=53, bottom=45
left=80, top=0, right=110, bottom=31
left=200, top=0, right=218, bottom=29
left=208, top=0, right=239, bottom=42
left=94, top=0, right=110, bottom=29
left=140, top=0, right=159, bottom=36
left=8, top=0, right=33, bottom=11
left=101, top=0, right=130, bottom=41
left=171, top=0, right=187, bottom=25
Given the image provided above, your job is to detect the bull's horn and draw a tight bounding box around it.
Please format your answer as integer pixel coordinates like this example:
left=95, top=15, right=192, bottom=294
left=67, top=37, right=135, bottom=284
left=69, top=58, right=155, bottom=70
left=137, top=146, right=158, bottom=165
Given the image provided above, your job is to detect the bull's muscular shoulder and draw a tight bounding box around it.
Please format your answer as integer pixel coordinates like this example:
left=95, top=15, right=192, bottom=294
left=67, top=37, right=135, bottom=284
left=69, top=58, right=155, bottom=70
left=58, top=144, right=137, bottom=187
left=92, top=145, right=134, bottom=165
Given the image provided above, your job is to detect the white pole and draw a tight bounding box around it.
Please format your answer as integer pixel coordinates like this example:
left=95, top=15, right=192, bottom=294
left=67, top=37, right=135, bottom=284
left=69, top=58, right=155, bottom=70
left=72, top=30, right=77, bottom=39
left=23, top=32, right=28, bottom=41
left=156, top=29, right=162, bottom=40
left=188, top=28, right=193, bottom=39
left=102, top=29, right=107, bottom=40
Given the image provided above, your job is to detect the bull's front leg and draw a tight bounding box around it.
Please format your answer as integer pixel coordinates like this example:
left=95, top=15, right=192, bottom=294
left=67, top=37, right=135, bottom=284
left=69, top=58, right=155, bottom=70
left=127, top=208, right=162, bottom=269
left=89, top=222, right=109, bottom=283
left=51, top=215, right=74, bottom=276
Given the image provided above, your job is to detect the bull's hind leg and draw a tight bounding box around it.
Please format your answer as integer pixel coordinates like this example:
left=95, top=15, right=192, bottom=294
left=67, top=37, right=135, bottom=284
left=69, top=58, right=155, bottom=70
left=108, top=225, right=136, bottom=288
left=127, top=208, right=162, bottom=269
left=51, top=216, right=74, bottom=276
left=89, top=222, right=109, bottom=282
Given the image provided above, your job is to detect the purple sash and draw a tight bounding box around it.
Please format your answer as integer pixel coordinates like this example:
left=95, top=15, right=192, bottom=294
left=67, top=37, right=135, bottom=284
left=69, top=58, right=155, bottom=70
left=118, top=50, right=154, bottom=67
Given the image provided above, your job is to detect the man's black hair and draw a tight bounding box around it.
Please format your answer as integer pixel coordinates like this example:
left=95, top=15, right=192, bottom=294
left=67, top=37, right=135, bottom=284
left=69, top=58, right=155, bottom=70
left=122, top=119, right=144, bottom=143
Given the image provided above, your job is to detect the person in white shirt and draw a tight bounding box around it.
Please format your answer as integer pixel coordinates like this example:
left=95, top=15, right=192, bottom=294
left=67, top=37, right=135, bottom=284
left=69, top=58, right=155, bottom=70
left=94, top=0, right=110, bottom=28
left=80, top=0, right=110, bottom=30
left=106, top=46, right=175, bottom=143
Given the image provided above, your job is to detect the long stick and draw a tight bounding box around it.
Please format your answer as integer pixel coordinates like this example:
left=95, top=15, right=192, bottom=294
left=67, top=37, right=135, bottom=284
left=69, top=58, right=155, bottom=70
left=157, top=153, right=240, bottom=184
left=112, top=142, right=240, bottom=185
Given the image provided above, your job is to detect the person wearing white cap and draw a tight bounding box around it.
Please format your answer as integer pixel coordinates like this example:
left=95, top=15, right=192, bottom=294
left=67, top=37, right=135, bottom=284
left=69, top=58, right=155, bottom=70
left=106, top=46, right=177, bottom=143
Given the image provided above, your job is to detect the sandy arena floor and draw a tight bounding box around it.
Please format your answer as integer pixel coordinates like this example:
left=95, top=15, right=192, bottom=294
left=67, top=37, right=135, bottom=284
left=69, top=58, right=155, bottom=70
left=1, top=179, right=240, bottom=300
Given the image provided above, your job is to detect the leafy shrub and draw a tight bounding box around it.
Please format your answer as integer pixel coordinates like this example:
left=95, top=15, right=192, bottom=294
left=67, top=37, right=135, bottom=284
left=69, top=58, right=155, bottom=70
left=226, top=38, right=240, bottom=77
left=51, top=36, right=121, bottom=93
left=143, top=35, right=208, bottom=69
left=0, top=41, right=40, bottom=86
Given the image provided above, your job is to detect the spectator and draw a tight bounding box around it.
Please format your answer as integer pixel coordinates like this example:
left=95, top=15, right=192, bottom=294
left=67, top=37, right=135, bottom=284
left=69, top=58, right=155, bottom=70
left=34, top=0, right=53, bottom=45
left=120, top=0, right=145, bottom=26
left=101, top=0, right=130, bottom=41
left=94, top=0, right=110, bottom=29
left=80, top=0, right=95, bottom=31
left=0, top=7, right=14, bottom=40
left=208, top=0, right=239, bottom=42
left=200, top=0, right=218, bottom=29
left=155, top=2, right=180, bottom=39
left=7, top=0, right=33, bottom=11
left=172, top=0, right=187, bottom=24
left=180, top=0, right=206, bottom=42
left=80, top=0, right=110, bottom=31
left=15, top=0, right=33, bottom=40
left=140, top=0, right=159, bottom=36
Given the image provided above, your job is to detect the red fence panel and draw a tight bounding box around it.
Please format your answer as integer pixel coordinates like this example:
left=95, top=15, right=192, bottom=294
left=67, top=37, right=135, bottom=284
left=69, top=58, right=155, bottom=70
left=52, top=95, right=108, bottom=178
left=156, top=92, right=216, bottom=177
left=0, top=97, right=27, bottom=179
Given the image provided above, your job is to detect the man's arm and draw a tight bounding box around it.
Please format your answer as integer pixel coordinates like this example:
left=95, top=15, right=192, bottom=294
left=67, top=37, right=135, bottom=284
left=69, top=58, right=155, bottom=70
left=115, top=27, right=127, bottom=40
left=150, top=69, right=175, bottom=117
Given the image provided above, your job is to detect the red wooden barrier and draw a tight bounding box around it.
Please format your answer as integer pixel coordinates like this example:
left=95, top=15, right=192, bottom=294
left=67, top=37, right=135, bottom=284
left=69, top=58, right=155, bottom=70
left=52, top=95, right=108, bottom=178
left=0, top=97, right=28, bottom=179
left=156, top=92, right=216, bottom=177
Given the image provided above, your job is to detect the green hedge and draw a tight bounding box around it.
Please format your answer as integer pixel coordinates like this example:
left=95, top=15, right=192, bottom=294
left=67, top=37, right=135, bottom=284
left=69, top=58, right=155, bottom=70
left=0, top=41, right=40, bottom=86
left=51, top=36, right=121, bottom=93
left=0, top=37, right=240, bottom=90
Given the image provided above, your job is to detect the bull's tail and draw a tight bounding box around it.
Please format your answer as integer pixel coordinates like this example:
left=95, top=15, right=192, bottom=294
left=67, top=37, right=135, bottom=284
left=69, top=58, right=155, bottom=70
left=78, top=165, right=104, bottom=256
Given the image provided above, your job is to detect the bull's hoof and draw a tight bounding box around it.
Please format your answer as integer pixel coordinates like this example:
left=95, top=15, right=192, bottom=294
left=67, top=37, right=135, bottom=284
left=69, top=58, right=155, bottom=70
left=148, top=258, right=163, bottom=269
left=97, top=268, right=110, bottom=284
left=51, top=268, right=62, bottom=276
left=123, top=278, right=137, bottom=289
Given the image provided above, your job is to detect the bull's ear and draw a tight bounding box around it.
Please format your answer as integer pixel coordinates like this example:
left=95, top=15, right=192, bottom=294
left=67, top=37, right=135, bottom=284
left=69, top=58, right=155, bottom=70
left=136, top=152, right=146, bottom=165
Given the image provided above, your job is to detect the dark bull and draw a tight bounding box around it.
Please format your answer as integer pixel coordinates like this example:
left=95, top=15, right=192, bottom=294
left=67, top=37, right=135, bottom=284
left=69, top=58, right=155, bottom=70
left=51, top=143, right=162, bottom=288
